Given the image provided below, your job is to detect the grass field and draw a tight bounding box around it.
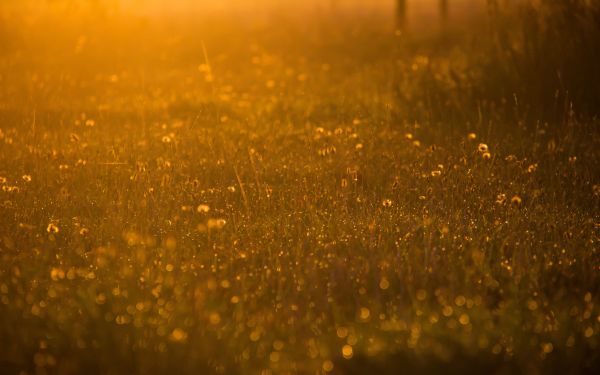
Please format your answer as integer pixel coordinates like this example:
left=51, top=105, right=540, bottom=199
left=0, top=1, right=599, bottom=374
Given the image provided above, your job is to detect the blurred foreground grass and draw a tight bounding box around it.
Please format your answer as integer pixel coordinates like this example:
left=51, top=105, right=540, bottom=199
left=0, top=1, right=599, bottom=374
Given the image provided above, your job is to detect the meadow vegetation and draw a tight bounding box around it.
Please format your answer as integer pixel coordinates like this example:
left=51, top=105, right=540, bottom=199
left=0, top=1, right=599, bottom=374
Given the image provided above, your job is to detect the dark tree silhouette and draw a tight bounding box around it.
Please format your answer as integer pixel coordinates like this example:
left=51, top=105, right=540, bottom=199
left=395, top=0, right=406, bottom=30
left=396, top=0, right=450, bottom=29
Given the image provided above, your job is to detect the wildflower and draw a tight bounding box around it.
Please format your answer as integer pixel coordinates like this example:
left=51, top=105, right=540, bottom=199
left=482, top=152, right=491, bottom=160
left=0, top=177, right=6, bottom=184
left=50, top=267, right=65, bottom=281
left=527, top=163, right=538, bottom=173
left=47, top=223, right=59, bottom=234
left=468, top=133, right=477, bottom=140
left=431, top=170, right=441, bottom=177
left=22, top=175, right=32, bottom=182
left=161, top=135, right=172, bottom=144
left=197, top=204, right=210, bottom=213
left=511, top=195, right=522, bottom=206
left=496, top=193, right=507, bottom=205
left=207, top=218, right=227, bottom=230
left=382, top=199, right=393, bottom=207
left=478, top=143, right=489, bottom=153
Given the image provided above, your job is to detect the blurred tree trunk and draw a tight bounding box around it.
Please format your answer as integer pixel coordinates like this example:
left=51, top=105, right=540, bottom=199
left=396, top=0, right=450, bottom=30
left=440, top=0, right=448, bottom=21
left=395, top=0, right=406, bottom=30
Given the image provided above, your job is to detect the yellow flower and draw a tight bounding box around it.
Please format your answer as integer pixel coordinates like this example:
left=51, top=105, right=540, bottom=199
left=496, top=193, right=507, bottom=205
left=207, top=218, right=227, bottom=230
left=197, top=204, right=210, bottom=213
left=47, top=223, right=60, bottom=234
left=527, top=163, right=538, bottom=173
left=22, top=175, right=32, bottom=182
left=382, top=199, right=393, bottom=207
left=511, top=195, right=522, bottom=206
left=478, top=143, right=489, bottom=153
